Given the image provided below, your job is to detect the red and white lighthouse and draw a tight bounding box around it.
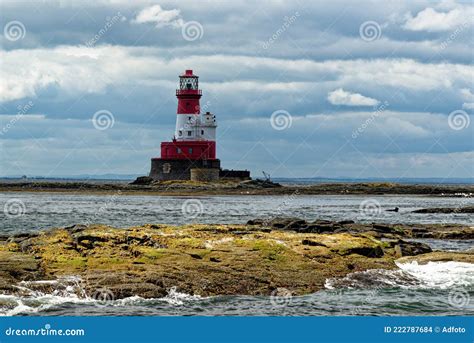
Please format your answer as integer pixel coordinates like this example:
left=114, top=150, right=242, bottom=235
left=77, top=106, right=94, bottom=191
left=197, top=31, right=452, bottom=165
left=149, top=70, right=221, bottom=181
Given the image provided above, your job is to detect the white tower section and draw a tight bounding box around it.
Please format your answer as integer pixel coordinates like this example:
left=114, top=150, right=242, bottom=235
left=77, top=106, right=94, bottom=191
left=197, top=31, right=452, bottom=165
left=175, top=112, right=217, bottom=142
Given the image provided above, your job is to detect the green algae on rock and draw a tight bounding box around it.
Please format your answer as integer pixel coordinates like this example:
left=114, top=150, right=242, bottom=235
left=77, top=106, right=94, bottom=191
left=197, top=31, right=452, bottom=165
left=0, top=220, right=472, bottom=300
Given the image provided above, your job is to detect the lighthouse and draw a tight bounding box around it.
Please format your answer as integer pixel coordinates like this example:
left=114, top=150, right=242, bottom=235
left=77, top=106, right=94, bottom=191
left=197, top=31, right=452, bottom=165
left=149, top=70, right=221, bottom=181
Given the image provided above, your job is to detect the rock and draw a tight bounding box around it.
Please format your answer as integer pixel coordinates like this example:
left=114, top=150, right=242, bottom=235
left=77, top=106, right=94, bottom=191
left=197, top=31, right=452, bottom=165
left=302, top=239, right=327, bottom=247
left=74, top=234, right=108, bottom=249
left=341, top=246, right=384, bottom=258
left=371, top=224, right=396, bottom=233
left=64, top=224, right=87, bottom=233
left=391, top=240, right=432, bottom=257
left=338, top=220, right=355, bottom=225
left=301, top=223, right=334, bottom=233
left=246, top=218, right=271, bottom=226
left=130, top=176, right=154, bottom=185
left=397, top=251, right=474, bottom=264
left=2, top=219, right=471, bottom=299
left=238, top=179, right=282, bottom=189
left=268, top=217, right=307, bottom=230
left=413, top=206, right=474, bottom=214
left=0, top=251, right=42, bottom=293
left=7, top=233, right=38, bottom=244
left=0, top=223, right=400, bottom=298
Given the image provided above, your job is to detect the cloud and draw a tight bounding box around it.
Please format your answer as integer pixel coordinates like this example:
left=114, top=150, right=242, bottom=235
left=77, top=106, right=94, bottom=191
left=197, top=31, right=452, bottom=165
left=132, top=4, right=183, bottom=28
left=460, top=88, right=474, bottom=110
left=327, top=88, right=379, bottom=106
left=2, top=46, right=472, bottom=105
left=403, top=7, right=472, bottom=32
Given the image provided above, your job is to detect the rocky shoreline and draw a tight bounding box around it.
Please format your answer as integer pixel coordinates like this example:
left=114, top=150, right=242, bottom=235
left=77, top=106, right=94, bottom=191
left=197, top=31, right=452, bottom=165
left=1, top=180, right=473, bottom=196
left=1, top=218, right=472, bottom=300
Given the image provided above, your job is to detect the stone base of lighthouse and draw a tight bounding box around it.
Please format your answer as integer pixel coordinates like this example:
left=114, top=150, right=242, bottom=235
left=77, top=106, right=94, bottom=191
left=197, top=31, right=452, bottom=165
left=149, top=158, right=221, bottom=181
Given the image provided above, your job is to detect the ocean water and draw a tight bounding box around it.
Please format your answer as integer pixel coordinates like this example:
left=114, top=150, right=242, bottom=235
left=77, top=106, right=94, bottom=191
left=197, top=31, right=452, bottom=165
left=1, top=192, right=473, bottom=234
left=0, top=192, right=472, bottom=316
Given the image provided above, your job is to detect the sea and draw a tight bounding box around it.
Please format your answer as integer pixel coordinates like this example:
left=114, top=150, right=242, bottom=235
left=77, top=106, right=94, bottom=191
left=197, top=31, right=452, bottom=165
left=0, top=181, right=473, bottom=316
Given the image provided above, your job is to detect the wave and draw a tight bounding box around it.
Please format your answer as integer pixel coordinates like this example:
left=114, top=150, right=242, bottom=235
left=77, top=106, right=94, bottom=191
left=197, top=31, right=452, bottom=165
left=0, top=277, right=204, bottom=316
left=325, top=261, right=474, bottom=290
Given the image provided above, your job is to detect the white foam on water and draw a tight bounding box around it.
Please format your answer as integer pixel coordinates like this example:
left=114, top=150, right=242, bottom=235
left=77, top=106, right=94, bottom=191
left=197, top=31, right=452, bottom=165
left=396, top=261, right=474, bottom=289
left=325, top=261, right=474, bottom=290
left=1, top=277, right=206, bottom=315
left=158, top=286, right=203, bottom=305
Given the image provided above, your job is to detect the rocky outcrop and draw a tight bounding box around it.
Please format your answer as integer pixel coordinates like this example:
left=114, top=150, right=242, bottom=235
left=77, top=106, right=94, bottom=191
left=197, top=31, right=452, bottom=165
left=389, top=240, right=432, bottom=257
left=0, top=223, right=399, bottom=299
left=246, top=217, right=474, bottom=240
left=130, top=176, right=154, bottom=185
left=0, top=219, right=471, bottom=300
left=413, top=206, right=474, bottom=214
left=397, top=251, right=474, bottom=264
left=0, top=181, right=472, bottom=196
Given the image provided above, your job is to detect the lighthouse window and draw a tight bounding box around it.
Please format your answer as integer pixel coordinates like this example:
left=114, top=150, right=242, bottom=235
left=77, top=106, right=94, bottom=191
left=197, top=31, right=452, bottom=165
left=188, top=148, right=193, bottom=154
left=187, top=131, right=192, bottom=136
left=201, top=130, right=204, bottom=135
left=178, top=130, right=182, bottom=136
left=177, top=148, right=182, bottom=154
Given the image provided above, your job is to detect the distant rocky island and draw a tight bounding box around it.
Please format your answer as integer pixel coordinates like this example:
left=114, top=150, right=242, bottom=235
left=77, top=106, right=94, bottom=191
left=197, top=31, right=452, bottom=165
left=1, top=179, right=473, bottom=197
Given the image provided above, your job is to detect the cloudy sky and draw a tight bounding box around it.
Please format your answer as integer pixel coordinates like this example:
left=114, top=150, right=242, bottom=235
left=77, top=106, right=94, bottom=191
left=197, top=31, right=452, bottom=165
left=0, top=0, right=473, bottom=179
